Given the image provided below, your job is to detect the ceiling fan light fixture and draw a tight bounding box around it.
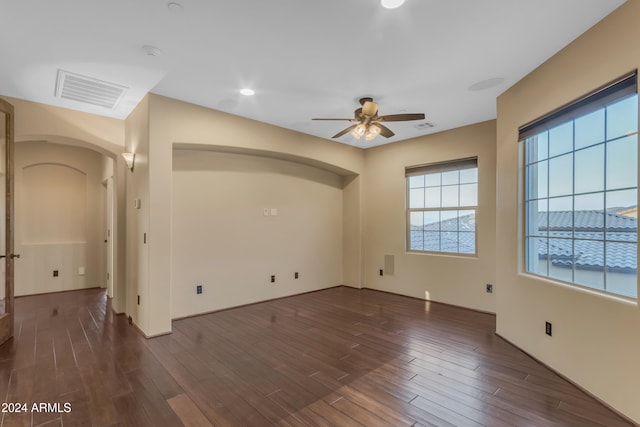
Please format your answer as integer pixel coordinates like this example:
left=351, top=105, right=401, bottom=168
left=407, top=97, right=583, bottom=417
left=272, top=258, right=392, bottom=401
left=381, top=0, right=405, bottom=9
left=315, top=97, right=423, bottom=141
left=351, top=124, right=366, bottom=139
left=365, top=124, right=382, bottom=141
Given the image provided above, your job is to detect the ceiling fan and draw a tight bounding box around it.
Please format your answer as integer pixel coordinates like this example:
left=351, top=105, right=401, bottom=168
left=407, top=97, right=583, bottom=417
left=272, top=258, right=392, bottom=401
left=313, top=97, right=426, bottom=141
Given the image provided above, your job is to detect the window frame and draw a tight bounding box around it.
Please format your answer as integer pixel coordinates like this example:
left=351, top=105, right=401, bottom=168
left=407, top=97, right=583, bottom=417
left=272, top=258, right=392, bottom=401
left=405, top=157, right=479, bottom=256
left=520, top=71, right=638, bottom=300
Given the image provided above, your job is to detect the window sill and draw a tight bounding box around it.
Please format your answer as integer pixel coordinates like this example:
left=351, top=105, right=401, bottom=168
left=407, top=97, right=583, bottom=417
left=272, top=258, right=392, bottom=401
left=518, top=272, right=638, bottom=306
left=406, top=250, right=479, bottom=260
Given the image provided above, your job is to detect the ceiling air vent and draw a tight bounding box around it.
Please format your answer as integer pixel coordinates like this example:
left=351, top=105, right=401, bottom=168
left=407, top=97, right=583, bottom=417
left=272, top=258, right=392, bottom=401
left=55, top=70, right=127, bottom=109
left=414, top=122, right=435, bottom=130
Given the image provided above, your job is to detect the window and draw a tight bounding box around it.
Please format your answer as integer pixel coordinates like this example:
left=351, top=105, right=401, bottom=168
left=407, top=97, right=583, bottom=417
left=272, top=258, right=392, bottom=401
left=406, top=158, right=478, bottom=255
left=521, top=71, right=638, bottom=299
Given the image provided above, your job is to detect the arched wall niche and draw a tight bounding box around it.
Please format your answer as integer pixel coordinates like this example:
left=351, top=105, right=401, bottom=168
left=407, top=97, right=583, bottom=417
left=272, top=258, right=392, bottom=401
left=21, top=162, right=87, bottom=244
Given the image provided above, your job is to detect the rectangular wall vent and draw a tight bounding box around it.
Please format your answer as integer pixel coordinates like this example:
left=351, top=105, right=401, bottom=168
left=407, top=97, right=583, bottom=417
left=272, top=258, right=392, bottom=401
left=384, top=254, right=395, bottom=276
left=414, top=122, right=435, bottom=130
left=55, top=69, right=127, bottom=109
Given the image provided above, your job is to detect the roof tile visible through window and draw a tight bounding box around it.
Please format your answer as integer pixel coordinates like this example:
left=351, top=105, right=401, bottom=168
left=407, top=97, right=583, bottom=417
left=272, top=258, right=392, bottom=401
left=534, top=210, right=637, bottom=273
left=539, top=210, right=637, bottom=232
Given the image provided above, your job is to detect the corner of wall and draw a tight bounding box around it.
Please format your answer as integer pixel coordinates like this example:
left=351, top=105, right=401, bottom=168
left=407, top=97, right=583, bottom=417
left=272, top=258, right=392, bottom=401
left=342, top=174, right=364, bottom=288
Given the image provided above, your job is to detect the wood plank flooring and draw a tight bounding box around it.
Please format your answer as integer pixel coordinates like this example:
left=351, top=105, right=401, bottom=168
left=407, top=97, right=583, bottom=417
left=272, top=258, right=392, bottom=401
left=0, top=286, right=633, bottom=426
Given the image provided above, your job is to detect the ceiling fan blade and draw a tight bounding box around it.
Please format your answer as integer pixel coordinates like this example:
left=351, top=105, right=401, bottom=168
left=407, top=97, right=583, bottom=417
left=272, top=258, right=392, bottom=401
left=332, top=124, right=358, bottom=138
left=362, top=101, right=378, bottom=117
left=378, top=113, right=425, bottom=122
left=312, top=118, right=354, bottom=121
left=376, top=123, right=395, bottom=138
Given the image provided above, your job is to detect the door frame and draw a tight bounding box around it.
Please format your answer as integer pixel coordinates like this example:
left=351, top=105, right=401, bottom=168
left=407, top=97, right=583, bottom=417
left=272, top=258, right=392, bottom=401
left=0, top=97, right=15, bottom=346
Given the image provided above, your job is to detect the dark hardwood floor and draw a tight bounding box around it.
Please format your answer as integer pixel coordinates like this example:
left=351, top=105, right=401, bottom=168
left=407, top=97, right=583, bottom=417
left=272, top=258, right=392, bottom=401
left=0, top=286, right=633, bottom=426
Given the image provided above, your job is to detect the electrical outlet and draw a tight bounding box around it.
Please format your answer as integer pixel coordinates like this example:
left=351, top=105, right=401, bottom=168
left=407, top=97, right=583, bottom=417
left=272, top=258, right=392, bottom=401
left=545, top=321, right=552, bottom=336
left=294, top=272, right=299, bottom=279
left=271, top=275, right=275, bottom=283
left=379, top=269, right=384, bottom=276
left=196, top=285, right=203, bottom=294
left=486, top=283, right=493, bottom=293
left=53, top=270, right=59, bottom=277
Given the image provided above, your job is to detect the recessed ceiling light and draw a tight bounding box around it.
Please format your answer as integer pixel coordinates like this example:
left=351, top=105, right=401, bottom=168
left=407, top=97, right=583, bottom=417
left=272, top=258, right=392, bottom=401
left=381, top=0, right=405, bottom=9
left=240, top=88, right=255, bottom=96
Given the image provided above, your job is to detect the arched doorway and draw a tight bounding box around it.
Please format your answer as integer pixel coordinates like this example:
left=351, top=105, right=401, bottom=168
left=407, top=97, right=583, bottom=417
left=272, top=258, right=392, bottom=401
left=15, top=143, right=108, bottom=296
left=12, top=139, right=124, bottom=312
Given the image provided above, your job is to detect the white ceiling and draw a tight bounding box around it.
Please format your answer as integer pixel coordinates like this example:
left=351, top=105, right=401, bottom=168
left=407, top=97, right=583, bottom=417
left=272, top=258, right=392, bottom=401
left=0, top=0, right=626, bottom=147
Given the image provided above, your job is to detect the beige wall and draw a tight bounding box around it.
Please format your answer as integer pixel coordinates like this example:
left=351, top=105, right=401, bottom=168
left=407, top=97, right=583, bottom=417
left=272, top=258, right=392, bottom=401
left=343, top=174, right=363, bottom=288
left=172, top=150, right=344, bottom=317
left=496, top=1, right=640, bottom=422
left=5, top=96, right=124, bottom=155
left=124, top=96, right=150, bottom=331
left=101, top=155, right=114, bottom=182
left=363, top=121, right=497, bottom=312
left=14, top=141, right=104, bottom=295
left=138, top=94, right=366, bottom=336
